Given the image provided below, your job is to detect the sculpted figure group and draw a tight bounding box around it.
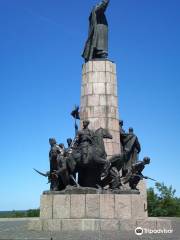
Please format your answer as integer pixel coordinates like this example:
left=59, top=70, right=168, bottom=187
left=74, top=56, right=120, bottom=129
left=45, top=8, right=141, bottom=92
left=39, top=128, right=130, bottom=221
left=34, top=1, right=154, bottom=192
left=35, top=119, right=153, bottom=192
left=46, top=120, right=112, bottom=191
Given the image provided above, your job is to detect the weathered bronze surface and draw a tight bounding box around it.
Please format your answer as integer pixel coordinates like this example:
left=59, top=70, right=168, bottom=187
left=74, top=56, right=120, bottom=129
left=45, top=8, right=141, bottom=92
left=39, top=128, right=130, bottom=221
left=35, top=119, right=152, bottom=192
left=82, top=0, right=110, bottom=62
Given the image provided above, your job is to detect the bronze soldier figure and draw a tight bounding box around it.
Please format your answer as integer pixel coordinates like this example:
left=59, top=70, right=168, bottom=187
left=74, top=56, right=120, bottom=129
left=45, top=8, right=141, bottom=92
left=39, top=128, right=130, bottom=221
left=82, top=0, right=110, bottom=62
left=120, top=127, right=141, bottom=176
left=49, top=138, right=62, bottom=190
left=76, top=120, right=94, bottom=165
left=123, top=157, right=151, bottom=190
left=126, top=127, right=141, bottom=163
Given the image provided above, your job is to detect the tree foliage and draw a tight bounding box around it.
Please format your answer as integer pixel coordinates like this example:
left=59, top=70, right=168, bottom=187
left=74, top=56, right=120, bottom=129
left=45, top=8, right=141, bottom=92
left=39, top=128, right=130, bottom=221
left=26, top=209, right=40, bottom=217
left=0, top=209, right=40, bottom=218
left=147, top=182, right=180, bottom=217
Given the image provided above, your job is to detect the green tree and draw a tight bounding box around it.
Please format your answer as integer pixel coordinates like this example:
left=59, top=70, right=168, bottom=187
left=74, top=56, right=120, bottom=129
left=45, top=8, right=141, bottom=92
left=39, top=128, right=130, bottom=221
left=147, top=182, right=180, bottom=217
left=11, top=210, right=26, bottom=218
left=26, top=209, right=40, bottom=217
left=0, top=209, right=40, bottom=218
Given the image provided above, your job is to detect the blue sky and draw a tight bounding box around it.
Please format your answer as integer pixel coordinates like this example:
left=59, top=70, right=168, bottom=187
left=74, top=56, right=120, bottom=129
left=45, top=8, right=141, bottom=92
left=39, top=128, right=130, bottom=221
left=0, top=0, right=180, bottom=210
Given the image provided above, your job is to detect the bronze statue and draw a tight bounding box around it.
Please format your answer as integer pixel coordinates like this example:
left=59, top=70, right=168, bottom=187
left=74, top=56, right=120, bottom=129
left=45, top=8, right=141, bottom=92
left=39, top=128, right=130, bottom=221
left=36, top=122, right=113, bottom=189
left=82, top=0, right=110, bottom=62
left=125, top=128, right=141, bottom=164
left=76, top=120, right=94, bottom=164
left=123, top=157, right=151, bottom=190
left=119, top=120, right=126, bottom=151
left=101, top=165, right=122, bottom=190
left=76, top=125, right=112, bottom=187
left=34, top=117, right=152, bottom=192
left=48, top=138, right=62, bottom=190
left=119, top=124, right=141, bottom=175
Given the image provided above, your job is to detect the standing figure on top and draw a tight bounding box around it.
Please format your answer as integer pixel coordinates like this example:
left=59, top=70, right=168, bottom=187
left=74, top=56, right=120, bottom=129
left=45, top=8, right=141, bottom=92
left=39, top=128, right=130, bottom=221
left=82, top=0, right=110, bottom=62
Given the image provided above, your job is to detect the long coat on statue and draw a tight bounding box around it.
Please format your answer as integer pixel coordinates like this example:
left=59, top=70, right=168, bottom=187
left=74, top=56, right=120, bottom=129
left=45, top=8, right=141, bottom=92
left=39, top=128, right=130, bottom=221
left=82, top=0, right=109, bottom=62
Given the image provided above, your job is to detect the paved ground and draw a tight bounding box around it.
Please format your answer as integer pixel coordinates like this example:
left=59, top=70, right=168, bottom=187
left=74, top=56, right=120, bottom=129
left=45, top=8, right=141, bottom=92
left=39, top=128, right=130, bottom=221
left=0, top=218, right=179, bottom=240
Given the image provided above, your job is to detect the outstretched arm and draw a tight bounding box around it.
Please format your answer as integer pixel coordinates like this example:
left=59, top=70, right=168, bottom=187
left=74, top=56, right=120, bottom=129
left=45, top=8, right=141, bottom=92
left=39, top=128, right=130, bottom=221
left=95, top=0, right=110, bottom=13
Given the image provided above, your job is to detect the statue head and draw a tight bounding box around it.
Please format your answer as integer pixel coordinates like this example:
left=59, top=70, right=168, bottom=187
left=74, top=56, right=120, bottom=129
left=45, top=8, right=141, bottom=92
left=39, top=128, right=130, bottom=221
left=95, top=3, right=101, bottom=9
left=129, top=127, right=134, bottom=134
left=83, top=120, right=90, bottom=128
left=49, top=138, right=57, bottom=146
left=143, top=157, right=151, bottom=165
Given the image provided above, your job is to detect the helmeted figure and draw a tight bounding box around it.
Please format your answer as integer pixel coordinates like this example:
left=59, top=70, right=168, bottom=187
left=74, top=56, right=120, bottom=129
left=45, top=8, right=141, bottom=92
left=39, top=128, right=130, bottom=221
left=82, top=0, right=110, bottom=62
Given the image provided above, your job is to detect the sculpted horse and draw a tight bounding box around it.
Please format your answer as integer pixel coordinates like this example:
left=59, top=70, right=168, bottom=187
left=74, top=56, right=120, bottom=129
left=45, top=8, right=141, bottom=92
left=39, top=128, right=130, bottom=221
left=66, top=127, right=132, bottom=189
left=34, top=128, right=113, bottom=190
left=72, top=127, right=113, bottom=187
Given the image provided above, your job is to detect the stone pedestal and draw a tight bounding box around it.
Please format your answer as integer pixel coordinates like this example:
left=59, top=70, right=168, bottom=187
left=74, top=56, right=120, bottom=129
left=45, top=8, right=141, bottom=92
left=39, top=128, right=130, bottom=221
left=39, top=192, right=147, bottom=221
left=80, top=60, right=121, bottom=157
left=79, top=60, right=148, bottom=219
left=29, top=192, right=149, bottom=232
left=80, top=60, right=147, bottom=213
left=29, top=192, right=173, bottom=232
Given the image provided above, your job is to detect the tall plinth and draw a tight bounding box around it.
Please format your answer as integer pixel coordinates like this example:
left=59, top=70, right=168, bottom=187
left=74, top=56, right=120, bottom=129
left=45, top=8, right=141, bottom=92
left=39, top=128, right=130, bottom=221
left=80, top=60, right=148, bottom=220
left=80, top=60, right=121, bottom=157
left=29, top=60, right=172, bottom=232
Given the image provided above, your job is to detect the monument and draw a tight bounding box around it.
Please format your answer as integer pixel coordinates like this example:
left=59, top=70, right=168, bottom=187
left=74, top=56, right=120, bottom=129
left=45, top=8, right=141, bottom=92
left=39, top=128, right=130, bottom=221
left=29, top=0, right=172, bottom=232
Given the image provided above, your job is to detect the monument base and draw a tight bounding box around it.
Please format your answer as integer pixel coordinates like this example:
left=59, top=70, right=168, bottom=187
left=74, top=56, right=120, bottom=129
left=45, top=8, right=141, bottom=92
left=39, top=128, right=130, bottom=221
left=29, top=217, right=172, bottom=232
left=29, top=189, right=172, bottom=232
left=28, top=191, right=155, bottom=232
